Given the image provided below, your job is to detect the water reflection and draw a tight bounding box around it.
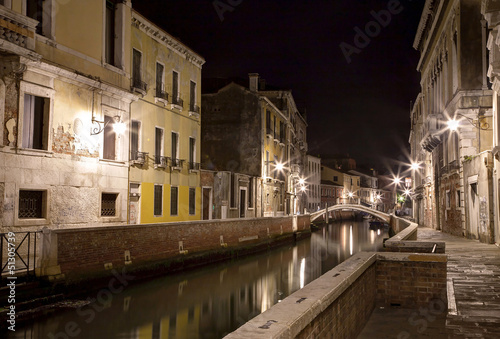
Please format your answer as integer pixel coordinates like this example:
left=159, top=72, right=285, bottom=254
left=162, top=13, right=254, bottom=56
left=8, top=220, right=387, bottom=339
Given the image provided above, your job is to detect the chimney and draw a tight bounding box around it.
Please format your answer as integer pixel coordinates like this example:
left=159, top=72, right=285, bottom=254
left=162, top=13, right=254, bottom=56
left=249, top=73, right=259, bottom=92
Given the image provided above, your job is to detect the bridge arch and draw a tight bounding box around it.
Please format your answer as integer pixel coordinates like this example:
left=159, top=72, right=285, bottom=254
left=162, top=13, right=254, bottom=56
left=310, top=204, right=390, bottom=223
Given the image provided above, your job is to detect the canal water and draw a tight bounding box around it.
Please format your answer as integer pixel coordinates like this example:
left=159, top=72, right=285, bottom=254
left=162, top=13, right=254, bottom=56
left=9, top=219, right=388, bottom=339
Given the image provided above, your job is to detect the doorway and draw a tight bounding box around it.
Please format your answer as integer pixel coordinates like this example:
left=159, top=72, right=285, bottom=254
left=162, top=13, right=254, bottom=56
left=129, top=183, right=141, bottom=224
left=240, top=188, right=247, bottom=218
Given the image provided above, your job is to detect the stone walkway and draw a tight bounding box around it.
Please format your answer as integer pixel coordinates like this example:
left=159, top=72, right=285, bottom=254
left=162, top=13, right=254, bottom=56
left=359, top=227, right=500, bottom=339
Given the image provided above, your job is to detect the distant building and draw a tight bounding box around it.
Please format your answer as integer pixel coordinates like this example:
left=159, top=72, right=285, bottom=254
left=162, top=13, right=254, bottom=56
left=320, top=166, right=360, bottom=205
left=307, top=155, right=321, bottom=212
left=201, top=74, right=307, bottom=217
left=320, top=180, right=343, bottom=209
left=348, top=169, right=382, bottom=210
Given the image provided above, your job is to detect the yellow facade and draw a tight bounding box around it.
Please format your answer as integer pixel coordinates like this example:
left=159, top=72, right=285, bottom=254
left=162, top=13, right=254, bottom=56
left=129, top=11, right=204, bottom=224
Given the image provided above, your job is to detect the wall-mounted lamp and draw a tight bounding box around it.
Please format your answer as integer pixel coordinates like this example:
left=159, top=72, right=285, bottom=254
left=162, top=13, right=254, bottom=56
left=91, top=115, right=125, bottom=136
left=447, top=113, right=489, bottom=132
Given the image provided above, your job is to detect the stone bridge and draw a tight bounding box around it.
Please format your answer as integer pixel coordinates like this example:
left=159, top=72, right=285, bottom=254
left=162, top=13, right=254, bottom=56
left=310, top=204, right=390, bottom=223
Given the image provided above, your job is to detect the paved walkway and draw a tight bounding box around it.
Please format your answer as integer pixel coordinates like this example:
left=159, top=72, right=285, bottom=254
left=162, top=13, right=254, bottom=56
left=359, top=227, right=500, bottom=339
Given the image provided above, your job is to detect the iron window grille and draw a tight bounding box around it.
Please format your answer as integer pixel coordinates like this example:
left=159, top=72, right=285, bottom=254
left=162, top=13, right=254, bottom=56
left=101, top=193, right=118, bottom=217
left=19, top=190, right=44, bottom=218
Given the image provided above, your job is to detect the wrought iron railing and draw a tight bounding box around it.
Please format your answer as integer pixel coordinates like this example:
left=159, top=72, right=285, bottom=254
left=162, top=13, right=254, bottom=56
left=189, top=104, right=200, bottom=114
left=189, top=162, right=200, bottom=170
left=172, top=97, right=183, bottom=107
left=155, top=89, right=168, bottom=101
left=132, top=78, right=147, bottom=92
left=1, top=231, right=40, bottom=278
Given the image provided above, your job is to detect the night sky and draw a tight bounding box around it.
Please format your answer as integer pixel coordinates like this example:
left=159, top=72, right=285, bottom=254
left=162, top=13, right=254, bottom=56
left=133, top=0, right=426, bottom=170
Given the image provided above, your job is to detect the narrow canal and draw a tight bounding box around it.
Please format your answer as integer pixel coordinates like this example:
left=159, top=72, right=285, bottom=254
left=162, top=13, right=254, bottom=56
left=10, top=219, right=388, bottom=339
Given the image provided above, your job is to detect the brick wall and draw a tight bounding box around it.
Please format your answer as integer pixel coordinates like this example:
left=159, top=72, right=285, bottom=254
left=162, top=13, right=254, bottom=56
left=376, top=255, right=447, bottom=307
left=296, top=264, right=376, bottom=339
left=51, top=215, right=311, bottom=281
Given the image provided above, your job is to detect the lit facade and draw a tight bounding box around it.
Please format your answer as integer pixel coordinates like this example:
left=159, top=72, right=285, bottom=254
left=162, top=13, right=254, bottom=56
left=307, top=155, right=321, bottom=212
left=411, top=0, right=495, bottom=242
left=128, top=11, right=204, bottom=224
left=320, top=166, right=360, bottom=205
left=0, top=0, right=137, bottom=231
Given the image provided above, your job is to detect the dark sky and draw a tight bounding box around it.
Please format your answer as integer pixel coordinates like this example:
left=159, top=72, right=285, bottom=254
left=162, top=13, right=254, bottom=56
left=133, top=0, right=425, bottom=170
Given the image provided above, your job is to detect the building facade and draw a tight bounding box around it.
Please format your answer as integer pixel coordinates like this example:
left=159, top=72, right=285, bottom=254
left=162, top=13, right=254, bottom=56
left=411, top=0, right=495, bottom=242
left=128, top=11, right=204, bottom=224
left=0, top=0, right=138, bottom=232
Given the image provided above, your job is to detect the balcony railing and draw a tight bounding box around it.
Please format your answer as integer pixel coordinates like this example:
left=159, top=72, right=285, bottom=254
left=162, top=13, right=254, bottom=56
left=132, top=78, right=147, bottom=95
left=189, top=162, right=200, bottom=171
left=154, top=155, right=169, bottom=168
left=0, top=6, right=38, bottom=53
left=189, top=104, right=200, bottom=114
left=130, top=151, right=148, bottom=164
left=171, top=96, right=183, bottom=108
left=171, top=158, right=184, bottom=169
left=155, top=89, right=168, bottom=101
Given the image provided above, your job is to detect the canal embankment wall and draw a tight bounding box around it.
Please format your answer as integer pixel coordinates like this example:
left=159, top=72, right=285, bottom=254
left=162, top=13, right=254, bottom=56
left=37, top=215, right=311, bottom=284
left=225, top=217, right=448, bottom=339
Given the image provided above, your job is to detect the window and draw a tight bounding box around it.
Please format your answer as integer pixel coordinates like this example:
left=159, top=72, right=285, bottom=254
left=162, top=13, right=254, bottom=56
left=446, top=190, right=451, bottom=209
left=172, top=71, right=181, bottom=106
left=19, top=190, right=45, bottom=218
left=456, top=189, right=461, bottom=208
left=171, top=132, right=178, bottom=162
left=156, top=63, right=166, bottom=99
left=279, top=121, right=285, bottom=143
left=26, top=0, right=43, bottom=35
left=333, top=176, right=338, bottom=182
left=230, top=173, right=236, bottom=208
left=266, top=110, right=271, bottom=135
left=189, top=188, right=196, bottom=215
left=189, top=81, right=197, bottom=112
left=105, top=0, right=116, bottom=65
left=103, top=115, right=116, bottom=160
left=130, top=120, right=140, bottom=160
left=23, top=94, right=49, bottom=150
left=132, top=49, right=145, bottom=90
left=101, top=193, right=118, bottom=217
left=189, top=137, right=196, bottom=169
left=154, top=185, right=163, bottom=216
left=155, top=127, right=163, bottom=164
left=170, top=186, right=178, bottom=216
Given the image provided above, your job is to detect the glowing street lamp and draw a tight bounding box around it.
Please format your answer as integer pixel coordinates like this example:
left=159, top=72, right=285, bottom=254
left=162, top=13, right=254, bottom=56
left=393, top=177, right=401, bottom=185
left=410, top=162, right=421, bottom=171
left=447, top=119, right=459, bottom=132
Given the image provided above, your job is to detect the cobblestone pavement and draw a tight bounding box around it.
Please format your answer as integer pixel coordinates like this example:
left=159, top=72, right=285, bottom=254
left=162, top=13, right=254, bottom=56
left=359, top=227, right=500, bottom=339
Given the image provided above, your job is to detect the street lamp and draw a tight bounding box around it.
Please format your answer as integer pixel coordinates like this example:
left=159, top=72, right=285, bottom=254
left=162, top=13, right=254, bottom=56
left=447, top=113, right=489, bottom=132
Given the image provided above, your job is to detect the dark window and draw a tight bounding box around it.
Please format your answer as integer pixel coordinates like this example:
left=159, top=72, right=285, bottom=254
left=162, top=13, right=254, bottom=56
left=230, top=173, right=236, bottom=208
left=105, top=0, right=116, bottom=65
left=132, top=49, right=142, bottom=87
left=189, top=188, right=196, bottom=215
left=171, top=186, right=178, bottom=216
left=19, top=190, right=44, bottom=218
left=103, top=115, right=116, bottom=160
left=333, top=176, right=338, bottom=182
left=131, top=121, right=139, bottom=160
left=189, top=137, right=195, bottom=165
left=101, top=193, right=118, bottom=216
left=23, top=94, right=48, bottom=150
left=266, top=110, right=271, bottom=135
left=155, top=62, right=166, bottom=99
left=172, top=71, right=179, bottom=100
left=26, top=0, right=43, bottom=35
left=154, top=185, right=162, bottom=216
left=190, top=81, right=196, bottom=111
left=155, top=128, right=163, bottom=164
left=171, top=132, right=178, bottom=160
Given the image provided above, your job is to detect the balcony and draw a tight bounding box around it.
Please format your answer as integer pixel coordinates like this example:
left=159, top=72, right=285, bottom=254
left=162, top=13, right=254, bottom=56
left=154, top=155, right=169, bottom=169
left=188, top=162, right=200, bottom=172
left=0, top=6, right=39, bottom=58
left=132, top=78, right=147, bottom=96
left=189, top=104, right=200, bottom=119
left=130, top=151, right=148, bottom=166
left=171, top=158, right=184, bottom=170
left=154, top=89, right=169, bottom=106
left=171, top=96, right=183, bottom=110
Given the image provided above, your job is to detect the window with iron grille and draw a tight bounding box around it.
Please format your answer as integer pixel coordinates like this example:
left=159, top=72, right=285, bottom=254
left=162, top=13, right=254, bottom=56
left=154, top=185, right=163, bottom=216
left=19, top=190, right=44, bottom=218
left=189, top=188, right=195, bottom=215
left=101, top=193, right=118, bottom=217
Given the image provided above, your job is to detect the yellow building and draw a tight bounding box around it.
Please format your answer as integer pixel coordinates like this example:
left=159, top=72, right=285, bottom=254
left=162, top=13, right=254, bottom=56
left=128, top=11, right=204, bottom=224
left=320, top=166, right=360, bottom=204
